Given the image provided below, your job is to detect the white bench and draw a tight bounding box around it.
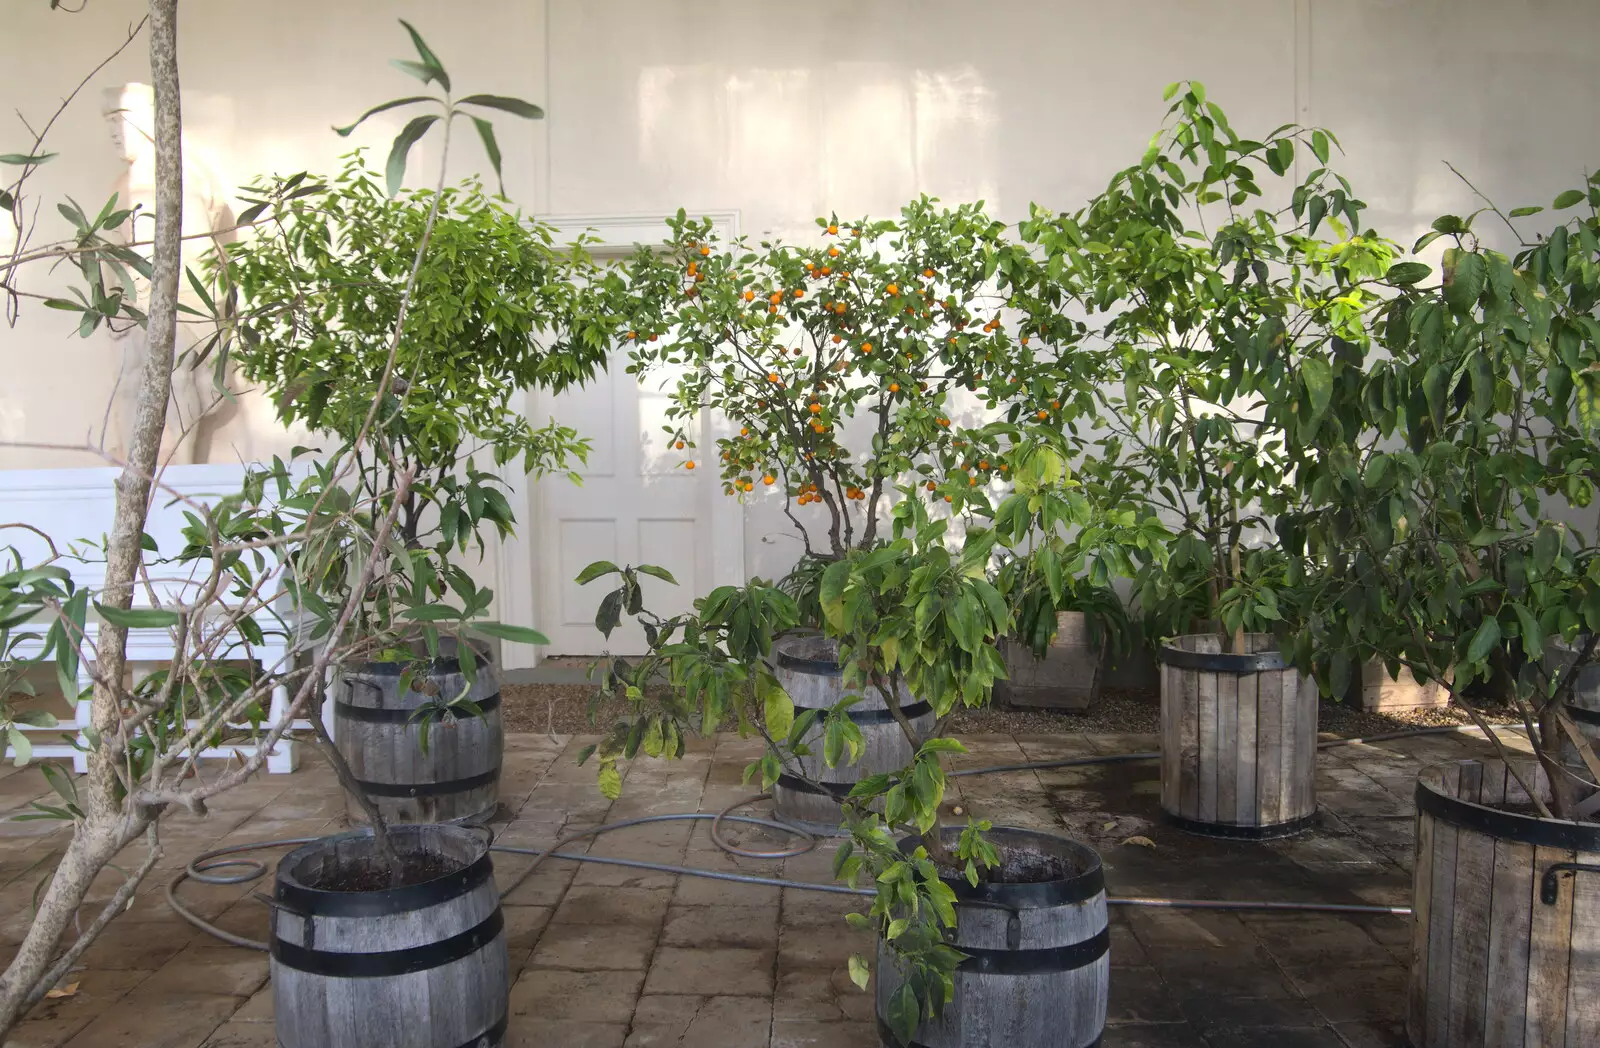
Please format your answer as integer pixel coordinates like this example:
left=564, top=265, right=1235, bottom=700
left=1, top=464, right=324, bottom=773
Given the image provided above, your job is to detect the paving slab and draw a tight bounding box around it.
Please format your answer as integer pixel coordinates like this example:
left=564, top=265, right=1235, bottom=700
left=0, top=727, right=1491, bottom=1046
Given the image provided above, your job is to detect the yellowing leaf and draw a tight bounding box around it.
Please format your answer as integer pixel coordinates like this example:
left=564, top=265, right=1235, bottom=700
left=848, top=953, right=871, bottom=991
left=596, top=760, right=622, bottom=800
left=1121, top=835, right=1157, bottom=849
left=45, top=981, right=79, bottom=999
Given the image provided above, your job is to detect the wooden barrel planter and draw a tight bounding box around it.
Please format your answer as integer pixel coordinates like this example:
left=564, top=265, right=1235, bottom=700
left=876, top=826, right=1108, bottom=1047
left=1158, top=633, right=1318, bottom=839
left=1408, top=759, right=1600, bottom=1047
left=769, top=633, right=934, bottom=833
left=271, top=824, right=509, bottom=1048
left=1547, top=638, right=1600, bottom=775
left=995, top=611, right=1106, bottom=711
left=334, top=645, right=502, bottom=826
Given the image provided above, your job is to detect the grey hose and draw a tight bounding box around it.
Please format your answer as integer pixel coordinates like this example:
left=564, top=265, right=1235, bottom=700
left=169, top=721, right=1506, bottom=948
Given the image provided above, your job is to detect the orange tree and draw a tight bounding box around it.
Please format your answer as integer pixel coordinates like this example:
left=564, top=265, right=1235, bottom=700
left=608, top=198, right=1092, bottom=563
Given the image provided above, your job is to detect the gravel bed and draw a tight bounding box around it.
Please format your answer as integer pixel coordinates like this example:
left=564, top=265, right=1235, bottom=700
left=502, top=678, right=1519, bottom=739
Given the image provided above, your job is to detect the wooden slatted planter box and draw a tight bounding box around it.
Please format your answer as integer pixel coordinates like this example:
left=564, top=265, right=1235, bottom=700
left=271, top=824, right=509, bottom=1048
left=1158, top=633, right=1318, bottom=838
left=769, top=634, right=933, bottom=833
left=1409, top=759, right=1600, bottom=1047
left=995, top=611, right=1106, bottom=711
left=1360, top=661, right=1450, bottom=713
left=877, top=827, right=1109, bottom=1048
left=335, top=644, right=503, bottom=826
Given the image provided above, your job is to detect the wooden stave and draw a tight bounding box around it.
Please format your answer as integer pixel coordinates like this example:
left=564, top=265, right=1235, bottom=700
left=270, top=824, right=509, bottom=1048
left=874, top=827, right=1109, bottom=1048
left=334, top=655, right=503, bottom=825
left=1157, top=633, right=1318, bottom=837
left=770, top=634, right=932, bottom=831
left=1407, top=758, right=1600, bottom=1048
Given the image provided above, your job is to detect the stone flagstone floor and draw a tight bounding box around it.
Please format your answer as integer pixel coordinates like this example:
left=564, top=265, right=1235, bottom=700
left=0, top=725, right=1523, bottom=1047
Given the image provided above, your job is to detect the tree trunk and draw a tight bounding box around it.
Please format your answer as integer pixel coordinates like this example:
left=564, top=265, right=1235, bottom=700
left=0, top=1, right=180, bottom=1033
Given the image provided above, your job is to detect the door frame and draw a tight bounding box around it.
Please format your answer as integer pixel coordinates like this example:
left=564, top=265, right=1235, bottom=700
left=494, top=209, right=745, bottom=668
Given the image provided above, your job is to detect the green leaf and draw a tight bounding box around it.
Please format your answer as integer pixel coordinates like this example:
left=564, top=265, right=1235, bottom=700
left=1442, top=250, right=1486, bottom=314
left=7, top=726, right=31, bottom=767
left=468, top=116, right=505, bottom=197
left=332, top=95, right=436, bottom=137
left=0, top=153, right=56, bottom=166
left=384, top=114, right=440, bottom=197
left=887, top=984, right=920, bottom=1046
left=597, top=760, right=622, bottom=800
left=401, top=605, right=463, bottom=622
left=93, top=603, right=181, bottom=629
left=1309, top=130, right=1330, bottom=164
left=469, top=621, right=550, bottom=646
left=1301, top=356, right=1332, bottom=421
left=847, top=954, right=871, bottom=991
left=1465, top=616, right=1502, bottom=665
left=0, top=189, right=12, bottom=212
left=1385, top=261, right=1432, bottom=286
left=456, top=94, right=546, bottom=120
left=1553, top=189, right=1585, bottom=210
left=1509, top=205, right=1544, bottom=218
left=10, top=710, right=57, bottom=729
left=634, top=564, right=679, bottom=586
left=762, top=677, right=794, bottom=740
left=396, top=19, right=451, bottom=91
left=575, top=561, right=622, bottom=585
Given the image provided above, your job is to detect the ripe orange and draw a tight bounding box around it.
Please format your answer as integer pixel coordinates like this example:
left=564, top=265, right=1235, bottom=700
left=811, top=421, right=826, bottom=433
left=740, top=427, right=749, bottom=436
left=827, top=223, right=839, bottom=235
left=763, top=474, right=775, bottom=485
left=700, top=245, right=711, bottom=256
left=743, top=480, right=754, bottom=491
left=768, top=373, right=780, bottom=383
left=768, top=305, right=778, bottom=314
left=808, top=403, right=822, bottom=414
left=743, top=290, right=755, bottom=302
left=685, top=460, right=696, bottom=470
left=675, top=441, right=685, bottom=450
left=626, top=330, right=637, bottom=340
left=886, top=284, right=900, bottom=296
left=1021, top=336, right=1030, bottom=346
left=936, top=417, right=950, bottom=427
left=1051, top=400, right=1061, bottom=409
left=769, top=291, right=783, bottom=305
left=828, top=246, right=841, bottom=258
left=889, top=382, right=900, bottom=393
left=923, top=268, right=935, bottom=278
left=860, top=342, right=872, bottom=354
left=1036, top=409, right=1048, bottom=420
left=851, top=227, right=861, bottom=237
left=944, top=495, right=953, bottom=503
left=968, top=476, right=977, bottom=486
left=979, top=460, right=989, bottom=470
left=927, top=481, right=937, bottom=491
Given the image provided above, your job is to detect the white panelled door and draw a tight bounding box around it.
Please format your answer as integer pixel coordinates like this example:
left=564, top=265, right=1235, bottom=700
left=495, top=212, right=744, bottom=662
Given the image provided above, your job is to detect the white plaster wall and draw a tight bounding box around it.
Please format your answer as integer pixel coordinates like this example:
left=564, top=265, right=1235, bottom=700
left=3, top=0, right=1599, bottom=630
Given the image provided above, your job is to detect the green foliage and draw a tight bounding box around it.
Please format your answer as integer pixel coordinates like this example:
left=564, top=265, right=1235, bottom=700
left=608, top=199, right=1084, bottom=557
left=1020, top=81, right=1400, bottom=651
left=0, top=550, right=80, bottom=770
left=1291, top=170, right=1600, bottom=808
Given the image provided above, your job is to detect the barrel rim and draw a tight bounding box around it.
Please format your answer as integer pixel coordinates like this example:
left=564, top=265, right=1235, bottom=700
left=335, top=691, right=502, bottom=722
left=347, top=640, right=496, bottom=678
left=275, top=824, right=492, bottom=918
left=773, top=633, right=844, bottom=677
left=1158, top=639, right=1288, bottom=674
left=899, top=825, right=1106, bottom=908
left=1564, top=699, right=1600, bottom=727
left=1415, top=758, right=1600, bottom=851
left=877, top=1018, right=1101, bottom=1048
left=1163, top=809, right=1318, bottom=840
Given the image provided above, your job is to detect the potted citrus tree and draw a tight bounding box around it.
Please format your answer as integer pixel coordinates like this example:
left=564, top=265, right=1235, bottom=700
left=1290, top=179, right=1600, bottom=1045
left=1020, top=82, right=1400, bottom=837
left=601, top=198, right=1074, bottom=827
left=219, top=140, right=612, bottom=827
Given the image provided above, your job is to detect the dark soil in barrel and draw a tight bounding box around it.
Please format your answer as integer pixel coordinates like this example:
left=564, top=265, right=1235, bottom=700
left=976, top=845, right=1081, bottom=885
left=303, top=851, right=465, bottom=892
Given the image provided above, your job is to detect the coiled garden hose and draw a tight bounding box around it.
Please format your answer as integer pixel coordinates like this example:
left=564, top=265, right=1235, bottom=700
left=167, top=721, right=1520, bottom=949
